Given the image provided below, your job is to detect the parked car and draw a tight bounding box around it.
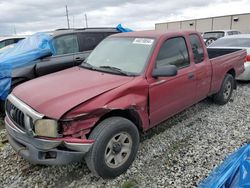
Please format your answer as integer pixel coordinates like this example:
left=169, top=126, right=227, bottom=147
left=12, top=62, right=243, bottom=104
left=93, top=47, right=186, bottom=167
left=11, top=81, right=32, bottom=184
left=0, top=28, right=120, bottom=110
left=11, top=28, right=120, bottom=86
left=208, top=34, right=250, bottom=80
left=5, top=30, right=246, bottom=178
left=203, top=30, right=241, bottom=46
left=0, top=36, right=26, bottom=49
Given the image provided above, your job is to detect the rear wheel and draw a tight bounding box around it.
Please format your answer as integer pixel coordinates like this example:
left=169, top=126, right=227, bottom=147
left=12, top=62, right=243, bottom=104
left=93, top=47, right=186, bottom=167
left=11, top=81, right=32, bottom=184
left=85, top=117, right=139, bottom=178
left=213, top=74, right=234, bottom=105
left=205, top=37, right=217, bottom=46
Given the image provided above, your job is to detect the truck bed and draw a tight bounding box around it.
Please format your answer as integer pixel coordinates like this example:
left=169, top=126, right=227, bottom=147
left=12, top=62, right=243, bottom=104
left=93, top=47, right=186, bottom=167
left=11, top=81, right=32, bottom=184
left=207, top=48, right=242, bottom=59
left=207, top=48, right=246, bottom=95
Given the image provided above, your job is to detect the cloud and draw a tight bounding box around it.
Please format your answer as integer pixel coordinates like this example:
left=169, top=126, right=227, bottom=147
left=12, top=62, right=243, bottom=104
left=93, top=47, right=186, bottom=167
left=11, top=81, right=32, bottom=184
left=0, top=0, right=248, bottom=35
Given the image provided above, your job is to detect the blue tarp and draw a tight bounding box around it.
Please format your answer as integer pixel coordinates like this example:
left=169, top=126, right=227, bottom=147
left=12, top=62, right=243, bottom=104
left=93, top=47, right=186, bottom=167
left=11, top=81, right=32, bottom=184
left=199, top=144, right=250, bottom=188
left=0, top=25, right=132, bottom=100
left=0, top=33, right=53, bottom=100
left=116, top=24, right=133, bottom=32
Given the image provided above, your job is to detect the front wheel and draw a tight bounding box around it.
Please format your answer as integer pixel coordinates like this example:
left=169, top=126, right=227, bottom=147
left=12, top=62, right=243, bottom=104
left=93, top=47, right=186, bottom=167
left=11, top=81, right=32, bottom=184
left=213, top=74, right=234, bottom=105
left=85, top=117, right=139, bottom=178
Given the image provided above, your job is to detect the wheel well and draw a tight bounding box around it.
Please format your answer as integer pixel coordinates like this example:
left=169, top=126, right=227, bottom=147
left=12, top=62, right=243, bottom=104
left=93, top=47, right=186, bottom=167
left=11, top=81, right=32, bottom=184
left=95, top=109, right=143, bottom=131
left=227, top=69, right=236, bottom=89
left=227, top=69, right=236, bottom=78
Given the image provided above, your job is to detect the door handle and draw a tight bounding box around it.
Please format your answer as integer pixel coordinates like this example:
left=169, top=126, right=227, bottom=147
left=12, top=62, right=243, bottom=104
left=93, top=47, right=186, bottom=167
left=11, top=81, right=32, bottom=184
left=188, top=73, right=194, bottom=80
left=75, top=57, right=84, bottom=62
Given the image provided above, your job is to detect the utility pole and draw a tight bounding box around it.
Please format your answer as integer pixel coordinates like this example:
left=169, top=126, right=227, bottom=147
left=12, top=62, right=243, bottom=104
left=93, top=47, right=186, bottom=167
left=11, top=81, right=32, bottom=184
left=65, top=5, right=70, bottom=29
left=85, top=13, right=88, bottom=28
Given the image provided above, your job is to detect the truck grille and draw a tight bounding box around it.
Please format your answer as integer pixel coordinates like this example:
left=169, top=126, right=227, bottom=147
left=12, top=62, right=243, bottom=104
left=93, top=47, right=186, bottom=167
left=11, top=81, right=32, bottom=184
left=6, top=100, right=25, bottom=129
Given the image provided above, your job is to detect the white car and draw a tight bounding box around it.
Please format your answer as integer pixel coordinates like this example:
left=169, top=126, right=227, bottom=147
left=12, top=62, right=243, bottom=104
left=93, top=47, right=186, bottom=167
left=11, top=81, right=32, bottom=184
left=203, top=30, right=241, bottom=46
left=208, top=34, right=250, bottom=80
left=0, top=36, right=26, bottom=49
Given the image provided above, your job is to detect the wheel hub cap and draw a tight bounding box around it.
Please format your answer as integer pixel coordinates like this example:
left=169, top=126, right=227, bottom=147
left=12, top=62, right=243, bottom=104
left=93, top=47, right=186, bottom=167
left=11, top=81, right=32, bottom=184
left=113, top=143, right=122, bottom=154
left=104, top=132, right=132, bottom=168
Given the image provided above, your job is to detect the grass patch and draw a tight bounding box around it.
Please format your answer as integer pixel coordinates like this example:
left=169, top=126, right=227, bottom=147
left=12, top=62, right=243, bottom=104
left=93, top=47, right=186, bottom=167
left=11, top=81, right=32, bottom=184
left=121, top=179, right=138, bottom=188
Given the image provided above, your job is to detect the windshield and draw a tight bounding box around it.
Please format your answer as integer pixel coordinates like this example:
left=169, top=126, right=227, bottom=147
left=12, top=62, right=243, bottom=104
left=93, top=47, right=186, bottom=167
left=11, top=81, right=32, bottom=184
left=82, top=37, right=155, bottom=75
left=203, top=32, right=225, bottom=39
left=209, top=38, right=250, bottom=48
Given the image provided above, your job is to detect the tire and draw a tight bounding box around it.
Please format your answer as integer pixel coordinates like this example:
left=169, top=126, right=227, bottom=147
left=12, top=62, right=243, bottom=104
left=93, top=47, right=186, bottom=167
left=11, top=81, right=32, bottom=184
left=85, top=117, right=140, bottom=178
left=205, top=37, right=217, bottom=46
left=213, top=74, right=234, bottom=105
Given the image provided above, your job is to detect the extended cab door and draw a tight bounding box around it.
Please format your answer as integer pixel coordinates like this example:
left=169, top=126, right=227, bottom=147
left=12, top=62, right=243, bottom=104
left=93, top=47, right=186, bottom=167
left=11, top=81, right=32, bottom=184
left=35, top=34, right=79, bottom=77
left=148, top=36, right=197, bottom=127
left=189, top=34, right=212, bottom=102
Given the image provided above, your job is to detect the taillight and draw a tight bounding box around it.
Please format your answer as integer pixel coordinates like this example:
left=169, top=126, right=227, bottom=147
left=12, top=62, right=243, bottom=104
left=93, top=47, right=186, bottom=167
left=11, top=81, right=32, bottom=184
left=246, top=55, right=250, bottom=62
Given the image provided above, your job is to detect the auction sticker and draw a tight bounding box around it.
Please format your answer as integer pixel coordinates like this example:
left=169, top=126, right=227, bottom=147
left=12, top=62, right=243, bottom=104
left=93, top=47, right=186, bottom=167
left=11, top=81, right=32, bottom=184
left=133, top=38, right=154, bottom=45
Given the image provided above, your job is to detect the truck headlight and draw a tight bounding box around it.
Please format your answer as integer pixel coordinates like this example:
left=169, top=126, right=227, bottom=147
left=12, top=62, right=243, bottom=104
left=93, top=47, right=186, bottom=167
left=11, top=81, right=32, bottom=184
left=34, top=119, right=58, bottom=138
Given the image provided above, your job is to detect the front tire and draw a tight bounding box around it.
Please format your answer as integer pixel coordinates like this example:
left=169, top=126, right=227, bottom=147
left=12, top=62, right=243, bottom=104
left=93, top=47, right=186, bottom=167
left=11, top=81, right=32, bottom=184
left=213, top=74, right=234, bottom=105
left=85, top=117, right=139, bottom=178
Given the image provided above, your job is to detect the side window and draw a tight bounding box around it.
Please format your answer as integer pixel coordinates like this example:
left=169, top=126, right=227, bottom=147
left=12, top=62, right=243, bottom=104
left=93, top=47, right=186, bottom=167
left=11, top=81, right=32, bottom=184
left=0, top=41, right=6, bottom=48
left=189, top=34, right=204, bottom=64
left=79, top=33, right=105, bottom=51
left=227, top=31, right=233, bottom=35
left=52, top=34, right=79, bottom=55
left=156, top=37, right=190, bottom=69
left=232, top=31, right=239, bottom=35
left=0, top=39, right=15, bottom=49
left=5, top=39, right=15, bottom=46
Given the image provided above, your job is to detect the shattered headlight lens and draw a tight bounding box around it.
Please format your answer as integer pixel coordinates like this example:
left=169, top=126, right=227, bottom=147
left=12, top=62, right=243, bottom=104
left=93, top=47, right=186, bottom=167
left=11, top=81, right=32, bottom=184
left=34, top=119, right=58, bottom=138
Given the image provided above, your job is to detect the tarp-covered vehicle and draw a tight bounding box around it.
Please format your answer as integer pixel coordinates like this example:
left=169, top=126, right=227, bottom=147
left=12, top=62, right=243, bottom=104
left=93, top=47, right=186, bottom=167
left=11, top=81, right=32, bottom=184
left=0, top=24, right=132, bottom=110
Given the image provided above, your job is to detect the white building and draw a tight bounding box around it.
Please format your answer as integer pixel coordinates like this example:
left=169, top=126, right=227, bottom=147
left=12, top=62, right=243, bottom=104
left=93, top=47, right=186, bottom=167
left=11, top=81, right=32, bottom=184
left=155, top=13, right=250, bottom=33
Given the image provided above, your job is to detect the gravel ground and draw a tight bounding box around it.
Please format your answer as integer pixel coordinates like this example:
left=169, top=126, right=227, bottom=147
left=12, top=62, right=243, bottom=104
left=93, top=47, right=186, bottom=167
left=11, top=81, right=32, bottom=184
left=0, top=82, right=249, bottom=188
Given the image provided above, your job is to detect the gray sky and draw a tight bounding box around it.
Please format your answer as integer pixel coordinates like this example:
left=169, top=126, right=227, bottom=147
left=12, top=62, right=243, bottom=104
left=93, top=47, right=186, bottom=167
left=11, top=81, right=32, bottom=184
left=0, top=0, right=249, bottom=35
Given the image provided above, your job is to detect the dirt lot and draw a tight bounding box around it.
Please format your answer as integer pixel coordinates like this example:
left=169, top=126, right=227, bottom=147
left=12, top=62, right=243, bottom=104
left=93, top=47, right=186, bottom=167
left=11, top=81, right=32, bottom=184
left=0, top=82, right=249, bottom=188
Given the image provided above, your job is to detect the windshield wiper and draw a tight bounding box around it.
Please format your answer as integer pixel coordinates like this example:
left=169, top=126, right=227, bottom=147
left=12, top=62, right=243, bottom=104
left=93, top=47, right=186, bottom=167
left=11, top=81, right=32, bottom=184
left=99, top=66, right=131, bottom=76
left=80, top=62, right=96, bottom=70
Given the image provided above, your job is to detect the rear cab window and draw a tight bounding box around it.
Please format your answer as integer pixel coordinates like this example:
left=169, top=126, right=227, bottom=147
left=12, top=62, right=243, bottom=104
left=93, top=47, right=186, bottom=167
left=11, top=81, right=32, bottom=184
left=156, top=37, right=190, bottom=69
left=203, top=32, right=225, bottom=39
left=189, top=34, right=204, bottom=63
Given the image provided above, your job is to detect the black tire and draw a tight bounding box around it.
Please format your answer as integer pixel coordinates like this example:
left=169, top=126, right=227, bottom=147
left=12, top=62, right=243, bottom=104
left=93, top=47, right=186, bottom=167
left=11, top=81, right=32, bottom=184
left=205, top=37, right=217, bottom=46
left=85, top=117, right=139, bottom=178
left=213, top=74, right=234, bottom=105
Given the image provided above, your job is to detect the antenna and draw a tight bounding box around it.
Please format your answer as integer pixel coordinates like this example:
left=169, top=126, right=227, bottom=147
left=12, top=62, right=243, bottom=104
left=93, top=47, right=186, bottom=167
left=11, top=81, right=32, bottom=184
left=65, top=5, right=70, bottom=29
left=85, top=13, right=88, bottom=28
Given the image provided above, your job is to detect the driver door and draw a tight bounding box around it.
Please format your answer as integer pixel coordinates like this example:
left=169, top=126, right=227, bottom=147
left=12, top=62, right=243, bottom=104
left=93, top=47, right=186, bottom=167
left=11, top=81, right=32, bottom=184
left=148, top=36, right=197, bottom=127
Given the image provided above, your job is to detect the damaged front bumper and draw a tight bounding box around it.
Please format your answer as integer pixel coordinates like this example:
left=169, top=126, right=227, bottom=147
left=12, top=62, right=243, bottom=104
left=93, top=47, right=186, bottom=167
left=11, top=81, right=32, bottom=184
left=5, top=115, right=93, bottom=165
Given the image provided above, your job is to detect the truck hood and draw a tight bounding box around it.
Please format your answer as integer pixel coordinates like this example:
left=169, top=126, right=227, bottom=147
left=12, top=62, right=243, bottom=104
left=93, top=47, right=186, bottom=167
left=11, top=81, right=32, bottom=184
left=13, top=67, right=134, bottom=119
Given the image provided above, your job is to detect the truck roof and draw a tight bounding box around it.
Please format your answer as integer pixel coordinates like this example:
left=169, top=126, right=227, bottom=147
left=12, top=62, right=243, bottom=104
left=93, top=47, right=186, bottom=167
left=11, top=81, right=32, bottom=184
left=52, top=28, right=119, bottom=37
left=110, top=30, right=199, bottom=39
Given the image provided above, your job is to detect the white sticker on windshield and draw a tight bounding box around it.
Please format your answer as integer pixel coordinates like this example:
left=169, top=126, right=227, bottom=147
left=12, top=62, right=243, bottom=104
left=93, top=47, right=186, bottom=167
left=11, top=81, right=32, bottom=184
left=133, top=38, right=154, bottom=45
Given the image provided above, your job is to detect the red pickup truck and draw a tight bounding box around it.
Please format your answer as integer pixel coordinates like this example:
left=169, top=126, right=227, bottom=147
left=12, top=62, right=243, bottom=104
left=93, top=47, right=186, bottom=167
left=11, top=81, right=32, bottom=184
left=5, top=31, right=246, bottom=178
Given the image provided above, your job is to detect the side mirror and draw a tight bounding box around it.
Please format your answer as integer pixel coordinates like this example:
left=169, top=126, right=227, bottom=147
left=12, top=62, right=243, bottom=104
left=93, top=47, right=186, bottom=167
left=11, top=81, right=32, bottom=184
left=152, top=65, right=178, bottom=78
